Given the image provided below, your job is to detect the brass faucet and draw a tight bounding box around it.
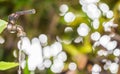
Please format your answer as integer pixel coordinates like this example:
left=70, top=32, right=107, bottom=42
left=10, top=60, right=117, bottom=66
left=7, top=9, right=36, bottom=37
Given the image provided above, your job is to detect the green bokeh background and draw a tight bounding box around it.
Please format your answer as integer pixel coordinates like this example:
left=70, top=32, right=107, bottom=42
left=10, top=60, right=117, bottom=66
left=0, top=0, right=120, bottom=74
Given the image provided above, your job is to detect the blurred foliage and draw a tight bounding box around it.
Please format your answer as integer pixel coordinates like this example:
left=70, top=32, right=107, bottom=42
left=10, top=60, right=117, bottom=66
left=0, top=19, right=7, bottom=34
left=0, top=0, right=120, bottom=74
left=0, top=61, right=18, bottom=70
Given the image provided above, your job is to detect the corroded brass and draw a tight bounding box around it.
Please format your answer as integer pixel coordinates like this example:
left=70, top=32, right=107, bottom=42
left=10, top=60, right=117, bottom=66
left=7, top=9, right=36, bottom=37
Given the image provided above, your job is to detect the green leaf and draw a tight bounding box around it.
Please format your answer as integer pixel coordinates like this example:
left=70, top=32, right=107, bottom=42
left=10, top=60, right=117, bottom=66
left=0, top=61, right=19, bottom=70
left=63, top=43, right=79, bottom=56
left=0, top=19, right=7, bottom=34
